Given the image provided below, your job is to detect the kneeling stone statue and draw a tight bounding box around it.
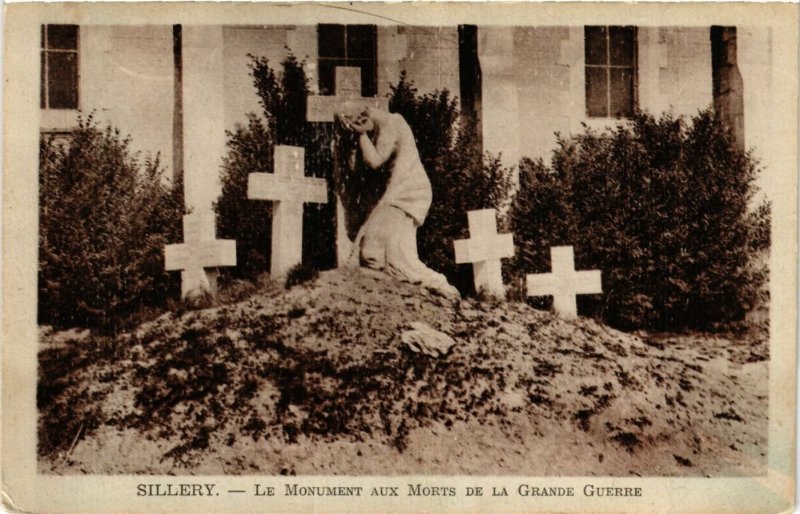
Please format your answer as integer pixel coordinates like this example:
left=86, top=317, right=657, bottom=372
left=339, top=107, right=460, bottom=299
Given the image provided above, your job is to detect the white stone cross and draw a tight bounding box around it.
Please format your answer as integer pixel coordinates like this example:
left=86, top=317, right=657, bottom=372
left=453, top=209, right=515, bottom=296
left=526, top=246, right=602, bottom=319
left=307, top=67, right=390, bottom=267
left=247, top=145, right=328, bottom=278
left=307, top=66, right=389, bottom=122
left=165, top=212, right=237, bottom=298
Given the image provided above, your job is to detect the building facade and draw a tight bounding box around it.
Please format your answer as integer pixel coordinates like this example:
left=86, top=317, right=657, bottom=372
left=40, top=23, right=775, bottom=213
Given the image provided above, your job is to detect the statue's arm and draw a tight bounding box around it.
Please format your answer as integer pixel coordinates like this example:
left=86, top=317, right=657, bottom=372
left=347, top=148, right=357, bottom=171
left=358, top=131, right=394, bottom=170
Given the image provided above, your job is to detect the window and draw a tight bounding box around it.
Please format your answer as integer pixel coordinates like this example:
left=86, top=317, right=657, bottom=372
left=584, top=26, right=637, bottom=118
left=317, top=24, right=377, bottom=97
left=41, top=24, right=79, bottom=110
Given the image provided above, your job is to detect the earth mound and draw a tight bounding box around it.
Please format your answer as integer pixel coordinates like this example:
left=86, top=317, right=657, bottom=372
left=38, top=267, right=767, bottom=475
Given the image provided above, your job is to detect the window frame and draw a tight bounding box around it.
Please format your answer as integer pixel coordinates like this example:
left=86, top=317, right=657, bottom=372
left=584, top=25, right=638, bottom=119
left=317, top=24, right=378, bottom=97
left=41, top=24, right=80, bottom=111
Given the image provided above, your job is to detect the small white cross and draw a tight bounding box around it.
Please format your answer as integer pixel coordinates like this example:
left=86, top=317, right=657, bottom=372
left=453, top=209, right=515, bottom=296
left=526, top=246, right=602, bottom=319
left=164, top=212, right=237, bottom=298
left=247, top=145, right=328, bottom=278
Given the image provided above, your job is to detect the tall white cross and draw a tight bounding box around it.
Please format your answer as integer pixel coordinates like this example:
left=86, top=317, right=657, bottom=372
left=526, top=246, right=603, bottom=319
left=247, top=145, right=328, bottom=278
left=453, top=209, right=515, bottom=296
left=165, top=212, right=237, bottom=299
left=307, top=66, right=390, bottom=266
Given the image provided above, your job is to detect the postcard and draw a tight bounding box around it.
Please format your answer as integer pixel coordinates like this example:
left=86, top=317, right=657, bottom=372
left=3, top=2, right=797, bottom=513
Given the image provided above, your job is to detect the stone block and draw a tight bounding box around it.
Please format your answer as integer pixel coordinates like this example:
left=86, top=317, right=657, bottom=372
left=336, top=67, right=362, bottom=96
left=659, top=28, right=678, bottom=44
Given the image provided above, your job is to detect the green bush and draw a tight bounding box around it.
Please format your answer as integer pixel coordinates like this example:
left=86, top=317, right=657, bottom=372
left=389, top=73, right=513, bottom=294
left=38, top=115, right=183, bottom=332
left=508, top=110, right=769, bottom=331
left=216, top=54, right=335, bottom=280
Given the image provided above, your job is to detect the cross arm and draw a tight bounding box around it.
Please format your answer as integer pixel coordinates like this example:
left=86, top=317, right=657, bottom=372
left=306, top=96, right=390, bottom=123
left=165, top=240, right=237, bottom=270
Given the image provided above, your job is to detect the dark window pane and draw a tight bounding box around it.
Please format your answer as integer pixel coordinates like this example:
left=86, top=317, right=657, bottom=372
left=585, top=66, right=608, bottom=117
left=609, top=26, right=635, bottom=66
left=359, top=61, right=377, bottom=97
left=318, top=60, right=336, bottom=95
left=610, top=67, right=634, bottom=118
left=346, top=25, right=376, bottom=60
left=584, top=26, right=607, bottom=65
left=46, top=25, right=78, bottom=50
left=40, top=51, right=46, bottom=108
left=47, top=52, right=78, bottom=109
left=319, top=24, right=377, bottom=98
left=41, top=25, right=45, bottom=49
left=318, top=24, right=345, bottom=58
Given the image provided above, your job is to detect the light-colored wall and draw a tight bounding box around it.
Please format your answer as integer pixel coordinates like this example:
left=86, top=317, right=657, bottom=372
left=377, top=26, right=460, bottom=98
left=41, top=25, right=175, bottom=174
left=481, top=26, right=575, bottom=167
left=222, top=25, right=317, bottom=130
left=649, top=27, right=713, bottom=117
left=182, top=25, right=226, bottom=214
left=738, top=26, right=776, bottom=200
left=479, top=25, right=714, bottom=166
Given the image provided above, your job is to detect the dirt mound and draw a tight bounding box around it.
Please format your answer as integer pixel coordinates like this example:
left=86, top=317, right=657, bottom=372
left=38, top=268, right=767, bottom=475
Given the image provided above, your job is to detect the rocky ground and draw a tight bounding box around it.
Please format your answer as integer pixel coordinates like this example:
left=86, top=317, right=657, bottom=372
left=38, top=267, right=768, bottom=475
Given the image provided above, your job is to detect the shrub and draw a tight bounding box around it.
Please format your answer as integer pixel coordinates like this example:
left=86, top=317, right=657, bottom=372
left=216, top=54, right=335, bottom=280
left=508, top=110, right=769, bottom=331
left=38, top=115, right=183, bottom=332
left=389, top=73, right=513, bottom=294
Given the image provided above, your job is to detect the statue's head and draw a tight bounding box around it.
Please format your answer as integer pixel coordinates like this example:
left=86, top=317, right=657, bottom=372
left=337, top=109, right=375, bottom=133
left=355, top=109, right=376, bottom=132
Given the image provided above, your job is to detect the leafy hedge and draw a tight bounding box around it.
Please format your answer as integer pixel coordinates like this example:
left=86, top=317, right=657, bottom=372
left=38, top=115, right=184, bottom=332
left=507, top=111, right=769, bottom=331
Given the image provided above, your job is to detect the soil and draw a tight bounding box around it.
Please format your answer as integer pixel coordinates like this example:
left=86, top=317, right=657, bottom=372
left=38, top=267, right=768, bottom=475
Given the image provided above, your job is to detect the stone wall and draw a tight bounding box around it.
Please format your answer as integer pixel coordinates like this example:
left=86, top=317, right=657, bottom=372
left=41, top=25, right=175, bottom=173
left=738, top=26, right=776, bottom=200
left=652, top=27, right=713, bottom=117
left=44, top=24, right=771, bottom=195
left=222, top=25, right=317, bottom=130
left=377, top=26, right=460, bottom=97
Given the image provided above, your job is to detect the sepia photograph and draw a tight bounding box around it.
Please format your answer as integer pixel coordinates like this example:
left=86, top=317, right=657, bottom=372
left=3, top=2, right=797, bottom=513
